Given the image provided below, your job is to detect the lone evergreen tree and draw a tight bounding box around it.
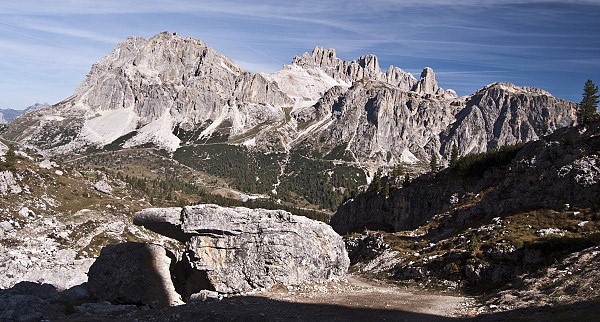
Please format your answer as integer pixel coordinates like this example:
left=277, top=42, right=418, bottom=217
left=383, top=180, right=390, bottom=197
left=391, top=164, right=404, bottom=186
left=4, top=144, right=16, bottom=170
left=430, top=153, right=438, bottom=172
left=369, top=168, right=382, bottom=192
left=450, top=143, right=459, bottom=167
left=578, top=79, right=599, bottom=124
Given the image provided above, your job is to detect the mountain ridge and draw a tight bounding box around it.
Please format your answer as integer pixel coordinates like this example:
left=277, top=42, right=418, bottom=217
left=1, top=32, right=574, bottom=160
left=0, top=32, right=577, bottom=210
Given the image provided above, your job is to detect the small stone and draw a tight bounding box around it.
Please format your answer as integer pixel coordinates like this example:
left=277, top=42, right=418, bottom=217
left=94, top=180, right=113, bottom=194
left=189, top=290, right=220, bottom=302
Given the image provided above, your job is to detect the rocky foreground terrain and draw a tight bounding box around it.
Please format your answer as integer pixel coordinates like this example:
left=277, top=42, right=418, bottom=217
left=337, top=121, right=599, bottom=316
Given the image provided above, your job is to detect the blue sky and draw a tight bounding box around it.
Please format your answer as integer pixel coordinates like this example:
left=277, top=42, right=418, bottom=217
left=1, top=0, right=599, bottom=109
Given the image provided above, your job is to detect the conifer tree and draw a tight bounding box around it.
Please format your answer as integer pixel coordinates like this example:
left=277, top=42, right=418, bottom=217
left=450, top=143, right=459, bottom=167
left=578, top=79, right=599, bottom=124
left=430, top=153, right=438, bottom=172
left=4, top=144, right=16, bottom=170
left=383, top=180, right=390, bottom=197
left=370, top=168, right=382, bottom=192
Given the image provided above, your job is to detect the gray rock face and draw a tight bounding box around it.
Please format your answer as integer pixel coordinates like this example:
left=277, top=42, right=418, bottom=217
left=297, top=80, right=576, bottom=173
left=413, top=67, right=440, bottom=96
left=440, top=82, right=577, bottom=157
left=4, top=32, right=292, bottom=153
left=292, top=47, right=417, bottom=91
left=93, top=180, right=113, bottom=194
left=134, top=204, right=349, bottom=295
left=331, top=122, right=600, bottom=234
left=87, top=242, right=183, bottom=308
left=1, top=33, right=577, bottom=173
left=0, top=171, right=22, bottom=195
left=305, top=81, right=461, bottom=166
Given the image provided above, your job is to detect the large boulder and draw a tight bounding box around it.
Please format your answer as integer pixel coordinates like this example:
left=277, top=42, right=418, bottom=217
left=134, top=204, right=349, bottom=295
left=87, top=242, right=183, bottom=308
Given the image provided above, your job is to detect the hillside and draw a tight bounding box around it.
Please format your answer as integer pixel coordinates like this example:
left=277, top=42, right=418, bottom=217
left=333, top=121, right=599, bottom=312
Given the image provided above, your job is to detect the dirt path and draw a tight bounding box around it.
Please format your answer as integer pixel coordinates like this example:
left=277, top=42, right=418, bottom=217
left=130, top=274, right=473, bottom=321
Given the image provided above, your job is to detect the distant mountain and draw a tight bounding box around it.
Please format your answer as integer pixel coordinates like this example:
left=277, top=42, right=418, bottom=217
left=0, top=103, right=48, bottom=124
left=0, top=32, right=577, bottom=210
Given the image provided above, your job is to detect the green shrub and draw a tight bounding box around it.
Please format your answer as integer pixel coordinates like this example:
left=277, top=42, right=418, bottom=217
left=452, top=143, right=524, bottom=177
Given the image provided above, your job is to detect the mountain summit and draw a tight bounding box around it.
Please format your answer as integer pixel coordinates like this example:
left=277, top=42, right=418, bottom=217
left=2, top=32, right=576, bottom=172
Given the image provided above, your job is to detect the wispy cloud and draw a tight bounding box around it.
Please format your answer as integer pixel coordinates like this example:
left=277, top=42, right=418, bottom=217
left=10, top=20, right=122, bottom=44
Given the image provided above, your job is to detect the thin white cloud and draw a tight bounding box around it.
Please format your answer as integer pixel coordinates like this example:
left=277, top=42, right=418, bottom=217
left=13, top=21, right=121, bottom=44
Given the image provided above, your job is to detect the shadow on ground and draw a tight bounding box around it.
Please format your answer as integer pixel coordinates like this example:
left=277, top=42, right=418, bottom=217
left=128, top=296, right=600, bottom=322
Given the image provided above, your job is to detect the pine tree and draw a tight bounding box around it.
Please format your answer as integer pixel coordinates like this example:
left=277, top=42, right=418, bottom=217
left=430, top=153, right=438, bottom=172
left=4, top=144, right=16, bottom=170
left=369, top=168, right=382, bottom=192
left=383, top=180, right=390, bottom=197
left=392, top=164, right=404, bottom=185
left=578, top=79, right=599, bottom=124
left=450, top=143, right=459, bottom=167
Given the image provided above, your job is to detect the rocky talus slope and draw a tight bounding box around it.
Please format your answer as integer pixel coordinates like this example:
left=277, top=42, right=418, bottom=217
left=334, top=122, right=599, bottom=312
left=332, top=122, right=599, bottom=233
left=1, top=204, right=350, bottom=321
left=0, top=146, right=179, bottom=291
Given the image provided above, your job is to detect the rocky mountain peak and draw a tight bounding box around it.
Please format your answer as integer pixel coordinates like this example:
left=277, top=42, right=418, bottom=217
left=292, top=47, right=450, bottom=96
left=481, top=82, right=554, bottom=97
left=413, top=67, right=440, bottom=96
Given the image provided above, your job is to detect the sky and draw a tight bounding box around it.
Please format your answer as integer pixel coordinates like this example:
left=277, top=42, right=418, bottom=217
left=0, top=0, right=599, bottom=109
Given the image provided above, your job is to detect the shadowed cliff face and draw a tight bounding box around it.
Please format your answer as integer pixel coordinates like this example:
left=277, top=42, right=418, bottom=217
left=331, top=122, right=599, bottom=235
left=87, top=242, right=183, bottom=308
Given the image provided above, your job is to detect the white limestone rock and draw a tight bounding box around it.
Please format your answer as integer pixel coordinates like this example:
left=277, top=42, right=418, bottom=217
left=94, top=180, right=113, bottom=194
left=0, top=171, right=22, bottom=195
left=134, top=204, right=349, bottom=295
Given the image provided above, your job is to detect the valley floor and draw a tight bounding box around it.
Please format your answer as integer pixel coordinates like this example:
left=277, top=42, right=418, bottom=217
left=123, top=274, right=472, bottom=321
left=72, top=274, right=598, bottom=322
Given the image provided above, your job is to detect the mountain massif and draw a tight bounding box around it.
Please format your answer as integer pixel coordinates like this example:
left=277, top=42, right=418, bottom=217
left=0, top=32, right=578, bottom=211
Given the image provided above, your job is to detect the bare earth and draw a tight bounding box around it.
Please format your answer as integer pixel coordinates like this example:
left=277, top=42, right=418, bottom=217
left=123, top=274, right=473, bottom=322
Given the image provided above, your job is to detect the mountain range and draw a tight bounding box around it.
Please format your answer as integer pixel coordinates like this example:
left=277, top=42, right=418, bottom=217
left=0, top=32, right=578, bottom=210
left=0, top=103, right=48, bottom=124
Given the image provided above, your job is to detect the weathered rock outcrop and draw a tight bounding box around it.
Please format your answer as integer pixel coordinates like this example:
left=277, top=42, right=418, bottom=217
left=0, top=170, right=22, bottom=195
left=291, top=46, right=454, bottom=97
left=3, top=32, right=292, bottom=153
left=296, top=80, right=576, bottom=171
left=332, top=122, right=600, bottom=234
left=134, top=204, right=349, bottom=295
left=87, top=242, right=183, bottom=308
left=440, top=82, right=577, bottom=157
